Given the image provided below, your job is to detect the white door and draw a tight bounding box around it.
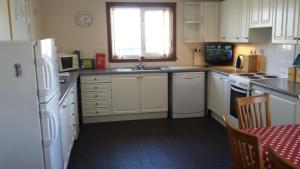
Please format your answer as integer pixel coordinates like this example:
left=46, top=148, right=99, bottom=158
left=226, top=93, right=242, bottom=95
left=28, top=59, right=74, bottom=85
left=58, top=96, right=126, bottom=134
left=112, top=74, right=140, bottom=114
left=269, top=94, right=297, bottom=125
left=239, top=0, right=250, bottom=42
left=227, top=0, right=239, bottom=42
left=35, top=39, right=60, bottom=103
left=261, top=0, right=273, bottom=25
left=210, top=73, right=224, bottom=115
left=40, top=93, right=63, bottom=169
left=9, top=0, right=31, bottom=40
left=0, top=0, right=11, bottom=40
left=273, top=0, right=286, bottom=42
left=140, top=73, right=168, bottom=113
left=219, top=1, right=227, bottom=41
left=285, top=0, right=297, bottom=43
left=250, top=0, right=261, bottom=27
left=0, top=41, right=44, bottom=169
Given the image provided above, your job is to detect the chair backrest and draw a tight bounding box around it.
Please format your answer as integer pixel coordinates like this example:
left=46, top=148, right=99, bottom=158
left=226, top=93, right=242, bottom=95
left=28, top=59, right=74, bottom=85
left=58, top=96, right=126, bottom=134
left=268, top=145, right=300, bottom=169
left=236, top=94, right=271, bottom=129
left=223, top=116, right=264, bottom=169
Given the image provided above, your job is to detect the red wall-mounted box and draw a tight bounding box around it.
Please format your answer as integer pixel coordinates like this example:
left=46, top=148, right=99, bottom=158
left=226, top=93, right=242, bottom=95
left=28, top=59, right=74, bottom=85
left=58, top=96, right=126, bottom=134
left=96, top=53, right=105, bottom=69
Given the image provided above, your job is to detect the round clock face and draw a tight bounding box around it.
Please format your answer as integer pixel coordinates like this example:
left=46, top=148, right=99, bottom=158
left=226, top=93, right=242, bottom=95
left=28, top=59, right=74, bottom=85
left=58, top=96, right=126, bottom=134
left=76, top=11, right=93, bottom=27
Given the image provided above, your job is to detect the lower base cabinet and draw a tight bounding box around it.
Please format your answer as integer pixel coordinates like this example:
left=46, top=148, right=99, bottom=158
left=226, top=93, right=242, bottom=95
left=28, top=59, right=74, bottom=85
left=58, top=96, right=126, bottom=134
left=209, top=72, right=231, bottom=122
left=252, top=86, right=300, bottom=125
left=112, top=73, right=168, bottom=114
left=60, top=83, right=79, bottom=169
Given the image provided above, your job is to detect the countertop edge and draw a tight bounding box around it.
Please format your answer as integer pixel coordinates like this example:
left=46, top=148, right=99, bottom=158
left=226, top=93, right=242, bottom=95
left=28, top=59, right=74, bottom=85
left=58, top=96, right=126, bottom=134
left=251, top=81, right=300, bottom=99
left=59, top=71, right=79, bottom=104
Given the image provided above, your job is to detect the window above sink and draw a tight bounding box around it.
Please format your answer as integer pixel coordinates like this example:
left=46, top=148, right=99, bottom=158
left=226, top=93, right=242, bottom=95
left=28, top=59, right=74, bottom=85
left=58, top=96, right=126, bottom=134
left=106, top=2, right=177, bottom=63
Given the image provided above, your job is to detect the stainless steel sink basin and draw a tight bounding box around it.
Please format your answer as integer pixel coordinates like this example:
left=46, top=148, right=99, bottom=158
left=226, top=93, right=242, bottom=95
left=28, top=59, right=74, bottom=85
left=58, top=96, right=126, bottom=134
left=131, top=67, right=163, bottom=71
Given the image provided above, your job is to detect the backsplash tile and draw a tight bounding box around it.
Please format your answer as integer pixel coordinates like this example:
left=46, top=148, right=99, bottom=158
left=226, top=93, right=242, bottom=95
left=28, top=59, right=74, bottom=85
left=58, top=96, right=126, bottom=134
left=235, top=43, right=296, bottom=78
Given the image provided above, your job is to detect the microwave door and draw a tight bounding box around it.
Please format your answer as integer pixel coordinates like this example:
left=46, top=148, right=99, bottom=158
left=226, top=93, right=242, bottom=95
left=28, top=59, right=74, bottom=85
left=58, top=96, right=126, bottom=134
left=61, top=57, right=73, bottom=70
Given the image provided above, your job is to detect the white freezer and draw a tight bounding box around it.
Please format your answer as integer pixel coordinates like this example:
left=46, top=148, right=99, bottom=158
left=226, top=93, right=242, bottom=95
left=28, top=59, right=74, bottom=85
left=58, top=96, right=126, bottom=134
left=0, top=39, right=63, bottom=169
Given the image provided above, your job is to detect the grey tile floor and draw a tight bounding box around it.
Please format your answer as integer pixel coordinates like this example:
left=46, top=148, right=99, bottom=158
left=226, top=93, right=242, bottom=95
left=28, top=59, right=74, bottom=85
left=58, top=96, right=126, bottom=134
left=68, top=117, right=232, bottom=169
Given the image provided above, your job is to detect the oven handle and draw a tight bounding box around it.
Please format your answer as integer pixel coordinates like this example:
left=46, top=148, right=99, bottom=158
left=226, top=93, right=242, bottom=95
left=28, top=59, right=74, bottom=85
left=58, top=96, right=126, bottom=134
left=231, top=86, right=248, bottom=94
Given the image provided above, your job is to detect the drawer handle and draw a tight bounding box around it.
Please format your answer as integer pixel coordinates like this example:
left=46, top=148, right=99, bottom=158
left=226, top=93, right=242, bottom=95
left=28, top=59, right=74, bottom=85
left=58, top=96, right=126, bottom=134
left=94, top=86, right=98, bottom=89
left=71, top=91, right=74, bottom=94
left=94, top=78, right=97, bottom=80
left=96, top=111, right=99, bottom=114
left=72, top=113, right=76, bottom=116
left=72, top=102, right=75, bottom=105
left=95, top=95, right=98, bottom=98
left=95, top=103, right=98, bottom=105
left=62, top=105, right=67, bottom=108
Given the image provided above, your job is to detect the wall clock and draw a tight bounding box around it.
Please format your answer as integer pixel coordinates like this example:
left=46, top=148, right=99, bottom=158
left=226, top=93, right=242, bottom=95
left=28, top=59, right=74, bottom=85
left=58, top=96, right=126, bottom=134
left=76, top=11, right=93, bottom=27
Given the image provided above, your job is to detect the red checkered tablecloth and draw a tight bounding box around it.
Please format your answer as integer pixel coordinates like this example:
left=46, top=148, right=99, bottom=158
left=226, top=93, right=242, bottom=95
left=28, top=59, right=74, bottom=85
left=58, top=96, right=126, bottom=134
left=244, top=125, right=300, bottom=169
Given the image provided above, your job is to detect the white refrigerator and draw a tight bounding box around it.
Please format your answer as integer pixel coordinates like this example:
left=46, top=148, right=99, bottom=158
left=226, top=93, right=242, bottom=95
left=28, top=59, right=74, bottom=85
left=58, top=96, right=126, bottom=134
left=0, top=39, right=63, bottom=169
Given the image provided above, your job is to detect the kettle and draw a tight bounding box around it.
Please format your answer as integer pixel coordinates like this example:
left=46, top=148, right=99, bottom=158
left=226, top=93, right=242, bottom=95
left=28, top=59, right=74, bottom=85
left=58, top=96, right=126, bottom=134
left=235, top=55, right=243, bottom=69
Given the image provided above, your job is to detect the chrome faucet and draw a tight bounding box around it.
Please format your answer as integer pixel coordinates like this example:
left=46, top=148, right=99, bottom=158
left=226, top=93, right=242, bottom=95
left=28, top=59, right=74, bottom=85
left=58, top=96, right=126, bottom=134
left=136, top=56, right=145, bottom=70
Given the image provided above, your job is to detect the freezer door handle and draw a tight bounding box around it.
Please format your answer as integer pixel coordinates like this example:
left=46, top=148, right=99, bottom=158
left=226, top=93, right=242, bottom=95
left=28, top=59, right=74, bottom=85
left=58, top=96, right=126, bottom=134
left=41, top=111, right=58, bottom=146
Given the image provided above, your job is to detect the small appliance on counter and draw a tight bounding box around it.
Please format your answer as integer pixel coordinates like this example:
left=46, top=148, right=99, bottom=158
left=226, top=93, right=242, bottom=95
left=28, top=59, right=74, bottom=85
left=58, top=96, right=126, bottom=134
left=242, top=55, right=258, bottom=72
left=235, top=55, right=244, bottom=69
left=58, top=53, right=79, bottom=72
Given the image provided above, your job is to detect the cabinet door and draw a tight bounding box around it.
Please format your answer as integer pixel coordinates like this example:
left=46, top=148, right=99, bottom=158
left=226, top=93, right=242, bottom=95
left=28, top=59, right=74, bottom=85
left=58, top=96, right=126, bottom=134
left=269, top=94, right=297, bottom=125
left=223, top=77, right=231, bottom=116
left=140, top=73, right=168, bottom=113
left=112, top=74, right=140, bottom=114
left=0, top=0, right=11, bottom=40
left=295, top=0, right=300, bottom=44
left=60, top=101, right=71, bottom=168
left=285, top=0, right=297, bottom=42
left=209, top=73, right=225, bottom=115
left=261, top=0, right=273, bottom=25
left=239, top=0, right=250, bottom=42
left=250, top=0, right=261, bottom=27
left=204, top=2, right=219, bottom=42
left=273, top=0, right=286, bottom=42
left=219, top=1, right=227, bottom=41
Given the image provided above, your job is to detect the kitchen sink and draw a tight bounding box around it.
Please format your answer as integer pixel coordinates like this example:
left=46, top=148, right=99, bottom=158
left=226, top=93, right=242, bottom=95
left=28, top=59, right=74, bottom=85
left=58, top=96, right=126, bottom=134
left=131, top=67, right=163, bottom=71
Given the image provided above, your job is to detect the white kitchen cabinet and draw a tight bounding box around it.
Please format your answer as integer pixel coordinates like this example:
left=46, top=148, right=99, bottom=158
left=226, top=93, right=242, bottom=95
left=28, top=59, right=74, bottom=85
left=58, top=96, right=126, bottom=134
left=112, top=73, right=168, bottom=115
left=272, top=0, right=300, bottom=44
left=81, top=75, right=112, bottom=117
left=252, top=86, right=300, bottom=125
left=250, top=0, right=273, bottom=28
left=111, top=74, right=141, bottom=114
left=183, top=1, right=219, bottom=42
left=219, top=0, right=250, bottom=43
left=60, top=82, right=79, bottom=169
left=209, top=72, right=230, bottom=120
left=0, top=0, right=11, bottom=40
left=140, top=73, right=168, bottom=113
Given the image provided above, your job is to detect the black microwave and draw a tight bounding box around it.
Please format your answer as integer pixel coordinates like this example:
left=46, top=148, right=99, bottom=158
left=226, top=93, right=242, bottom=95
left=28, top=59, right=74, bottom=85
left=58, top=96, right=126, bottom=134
left=204, top=43, right=234, bottom=66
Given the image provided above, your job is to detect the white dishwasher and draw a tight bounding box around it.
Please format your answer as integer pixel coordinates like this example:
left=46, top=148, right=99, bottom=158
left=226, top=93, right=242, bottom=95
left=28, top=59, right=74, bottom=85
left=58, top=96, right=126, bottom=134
left=171, top=72, right=205, bottom=118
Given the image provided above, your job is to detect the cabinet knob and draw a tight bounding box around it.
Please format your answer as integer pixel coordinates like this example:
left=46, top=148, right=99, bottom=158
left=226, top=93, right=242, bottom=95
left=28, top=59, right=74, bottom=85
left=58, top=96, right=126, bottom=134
left=96, top=111, right=99, bottom=114
left=95, top=95, right=98, bottom=98
left=71, top=102, right=75, bottom=105
left=245, top=37, right=249, bottom=39
left=95, top=103, right=98, bottom=105
left=72, top=113, right=76, bottom=116
left=62, top=105, right=67, bottom=108
left=236, top=37, right=239, bottom=39
left=94, top=86, right=98, bottom=89
left=222, top=37, right=226, bottom=39
left=94, top=78, right=97, bottom=80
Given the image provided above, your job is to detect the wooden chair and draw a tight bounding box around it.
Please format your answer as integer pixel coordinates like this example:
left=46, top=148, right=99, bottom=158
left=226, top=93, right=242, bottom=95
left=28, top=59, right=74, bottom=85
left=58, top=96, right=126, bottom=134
left=268, top=145, right=300, bottom=169
left=236, top=93, right=271, bottom=129
left=223, top=116, right=264, bottom=169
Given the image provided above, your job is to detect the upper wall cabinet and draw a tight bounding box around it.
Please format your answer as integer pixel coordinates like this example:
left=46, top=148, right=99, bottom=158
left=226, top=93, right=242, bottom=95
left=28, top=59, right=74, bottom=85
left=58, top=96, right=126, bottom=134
left=0, top=0, right=11, bottom=40
left=272, top=0, right=300, bottom=44
left=183, top=1, right=219, bottom=43
left=250, top=0, right=273, bottom=28
left=219, top=0, right=250, bottom=43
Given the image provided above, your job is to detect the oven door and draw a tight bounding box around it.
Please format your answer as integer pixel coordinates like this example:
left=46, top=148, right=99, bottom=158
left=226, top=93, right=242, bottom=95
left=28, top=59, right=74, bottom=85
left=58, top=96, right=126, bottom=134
left=230, top=85, right=250, bottom=119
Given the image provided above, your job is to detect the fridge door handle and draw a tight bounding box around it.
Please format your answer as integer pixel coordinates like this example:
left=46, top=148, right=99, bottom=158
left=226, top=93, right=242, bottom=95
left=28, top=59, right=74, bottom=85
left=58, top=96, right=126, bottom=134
left=41, top=110, right=57, bottom=146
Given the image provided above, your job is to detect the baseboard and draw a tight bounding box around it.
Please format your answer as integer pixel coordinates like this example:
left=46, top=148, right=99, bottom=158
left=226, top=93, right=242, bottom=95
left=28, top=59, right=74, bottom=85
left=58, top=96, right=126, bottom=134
left=172, top=112, right=204, bottom=119
left=82, top=112, right=168, bottom=123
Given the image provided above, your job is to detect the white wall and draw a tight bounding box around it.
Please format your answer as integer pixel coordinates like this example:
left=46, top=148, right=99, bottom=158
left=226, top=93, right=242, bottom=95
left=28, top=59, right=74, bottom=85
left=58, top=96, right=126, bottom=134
left=41, top=0, right=205, bottom=68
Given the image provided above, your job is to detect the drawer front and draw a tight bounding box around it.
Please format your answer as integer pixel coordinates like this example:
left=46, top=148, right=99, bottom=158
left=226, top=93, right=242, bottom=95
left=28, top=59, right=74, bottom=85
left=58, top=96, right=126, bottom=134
left=82, top=108, right=112, bottom=116
left=81, top=91, right=112, bottom=100
left=81, top=83, right=111, bottom=91
left=82, top=99, right=112, bottom=109
left=81, top=75, right=110, bottom=83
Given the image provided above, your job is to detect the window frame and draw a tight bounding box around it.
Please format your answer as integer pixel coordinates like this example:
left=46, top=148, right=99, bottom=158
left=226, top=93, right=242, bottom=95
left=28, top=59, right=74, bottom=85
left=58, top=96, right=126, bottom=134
left=106, top=2, right=177, bottom=63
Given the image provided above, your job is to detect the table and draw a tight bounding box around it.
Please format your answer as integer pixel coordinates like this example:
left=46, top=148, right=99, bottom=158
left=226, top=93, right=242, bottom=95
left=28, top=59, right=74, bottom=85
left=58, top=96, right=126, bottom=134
left=244, top=125, right=300, bottom=169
